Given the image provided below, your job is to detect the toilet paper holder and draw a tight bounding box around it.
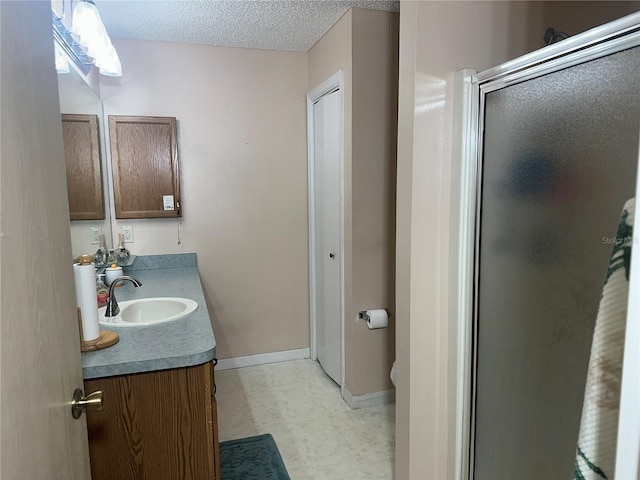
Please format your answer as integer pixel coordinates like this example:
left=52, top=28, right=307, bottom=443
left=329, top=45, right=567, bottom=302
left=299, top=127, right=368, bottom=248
left=359, top=309, right=391, bottom=321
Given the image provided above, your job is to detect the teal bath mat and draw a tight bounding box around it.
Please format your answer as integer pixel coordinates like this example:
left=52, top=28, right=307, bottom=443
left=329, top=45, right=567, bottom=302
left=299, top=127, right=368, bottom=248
left=220, top=433, right=290, bottom=480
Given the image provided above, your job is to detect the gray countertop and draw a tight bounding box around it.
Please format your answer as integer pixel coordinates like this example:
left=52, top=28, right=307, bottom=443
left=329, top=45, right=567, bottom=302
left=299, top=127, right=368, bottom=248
left=81, top=255, right=216, bottom=379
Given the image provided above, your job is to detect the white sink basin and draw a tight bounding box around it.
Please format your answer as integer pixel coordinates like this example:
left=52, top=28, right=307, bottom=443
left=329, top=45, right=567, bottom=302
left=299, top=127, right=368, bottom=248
left=99, top=297, right=198, bottom=327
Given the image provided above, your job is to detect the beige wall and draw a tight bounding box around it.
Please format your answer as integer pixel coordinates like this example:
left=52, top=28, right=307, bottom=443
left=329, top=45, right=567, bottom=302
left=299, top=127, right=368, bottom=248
left=1, top=1, right=90, bottom=477
left=308, top=9, right=353, bottom=92
left=307, top=11, right=356, bottom=393
left=307, top=12, right=354, bottom=315
left=542, top=1, right=638, bottom=37
left=350, top=9, right=399, bottom=395
left=396, top=1, right=636, bottom=478
left=395, top=1, right=545, bottom=478
left=100, top=40, right=310, bottom=359
left=308, top=9, right=399, bottom=396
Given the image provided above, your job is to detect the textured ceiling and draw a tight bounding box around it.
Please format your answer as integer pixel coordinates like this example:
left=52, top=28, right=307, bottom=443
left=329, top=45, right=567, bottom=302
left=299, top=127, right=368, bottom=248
left=96, top=0, right=399, bottom=52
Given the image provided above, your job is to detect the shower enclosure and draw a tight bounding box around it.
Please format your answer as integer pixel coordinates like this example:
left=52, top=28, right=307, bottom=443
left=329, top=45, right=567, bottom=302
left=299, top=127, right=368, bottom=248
left=463, top=14, right=640, bottom=480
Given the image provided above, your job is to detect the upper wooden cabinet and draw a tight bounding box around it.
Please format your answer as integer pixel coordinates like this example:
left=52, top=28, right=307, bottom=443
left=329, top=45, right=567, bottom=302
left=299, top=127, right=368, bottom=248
left=62, top=114, right=104, bottom=220
left=108, top=115, right=181, bottom=219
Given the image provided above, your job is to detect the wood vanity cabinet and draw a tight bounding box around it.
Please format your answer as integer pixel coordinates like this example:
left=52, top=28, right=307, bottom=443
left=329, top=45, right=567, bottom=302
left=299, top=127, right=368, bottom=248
left=61, top=114, right=104, bottom=220
left=84, top=361, right=220, bottom=480
left=108, top=115, right=181, bottom=219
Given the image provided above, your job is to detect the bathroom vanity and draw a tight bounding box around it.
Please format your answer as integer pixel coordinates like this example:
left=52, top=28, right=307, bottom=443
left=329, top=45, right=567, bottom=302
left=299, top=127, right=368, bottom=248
left=81, top=254, right=219, bottom=480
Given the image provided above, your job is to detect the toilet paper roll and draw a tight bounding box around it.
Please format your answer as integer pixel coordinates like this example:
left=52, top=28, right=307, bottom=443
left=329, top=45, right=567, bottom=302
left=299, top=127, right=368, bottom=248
left=366, top=309, right=389, bottom=330
left=73, top=262, right=100, bottom=341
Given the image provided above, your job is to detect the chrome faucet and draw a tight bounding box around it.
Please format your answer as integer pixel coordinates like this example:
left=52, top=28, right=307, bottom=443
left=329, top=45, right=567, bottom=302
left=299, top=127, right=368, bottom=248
left=104, top=275, right=143, bottom=317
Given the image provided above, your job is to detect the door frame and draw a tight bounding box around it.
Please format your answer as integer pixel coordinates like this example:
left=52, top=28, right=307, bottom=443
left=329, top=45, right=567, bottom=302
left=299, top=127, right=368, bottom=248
left=452, top=12, right=640, bottom=480
left=615, top=128, right=640, bottom=479
left=450, top=67, right=479, bottom=480
left=306, top=70, right=346, bottom=389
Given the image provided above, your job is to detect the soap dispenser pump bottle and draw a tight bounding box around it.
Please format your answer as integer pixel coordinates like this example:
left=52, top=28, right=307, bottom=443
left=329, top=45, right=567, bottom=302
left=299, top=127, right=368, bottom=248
left=96, top=274, right=109, bottom=307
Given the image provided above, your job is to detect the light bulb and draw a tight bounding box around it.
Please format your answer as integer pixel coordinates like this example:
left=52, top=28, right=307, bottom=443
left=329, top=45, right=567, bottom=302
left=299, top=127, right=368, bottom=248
left=72, top=2, right=102, bottom=47
left=99, top=46, right=122, bottom=77
left=54, top=43, right=70, bottom=74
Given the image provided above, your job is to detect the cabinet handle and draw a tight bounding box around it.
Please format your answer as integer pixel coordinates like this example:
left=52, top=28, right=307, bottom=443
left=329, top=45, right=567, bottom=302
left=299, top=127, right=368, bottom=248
left=71, top=388, right=103, bottom=419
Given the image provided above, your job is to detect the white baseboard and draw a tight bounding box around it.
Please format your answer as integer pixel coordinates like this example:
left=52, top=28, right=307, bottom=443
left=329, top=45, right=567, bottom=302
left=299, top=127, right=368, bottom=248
left=342, top=386, right=396, bottom=410
left=216, top=348, right=310, bottom=371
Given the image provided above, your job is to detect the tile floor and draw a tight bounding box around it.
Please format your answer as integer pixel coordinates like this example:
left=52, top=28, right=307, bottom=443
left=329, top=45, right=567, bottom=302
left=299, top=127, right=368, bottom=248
left=215, top=359, right=396, bottom=479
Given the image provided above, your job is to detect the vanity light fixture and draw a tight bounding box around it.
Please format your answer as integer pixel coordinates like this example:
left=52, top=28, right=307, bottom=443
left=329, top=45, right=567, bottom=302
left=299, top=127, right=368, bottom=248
left=52, top=1, right=122, bottom=77
left=53, top=9, right=93, bottom=75
left=71, top=0, right=122, bottom=77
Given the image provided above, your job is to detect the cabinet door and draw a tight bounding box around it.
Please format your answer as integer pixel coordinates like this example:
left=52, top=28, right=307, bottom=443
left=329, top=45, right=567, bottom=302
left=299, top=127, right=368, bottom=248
left=85, top=363, right=216, bottom=479
left=62, top=114, right=104, bottom=220
left=109, top=115, right=181, bottom=219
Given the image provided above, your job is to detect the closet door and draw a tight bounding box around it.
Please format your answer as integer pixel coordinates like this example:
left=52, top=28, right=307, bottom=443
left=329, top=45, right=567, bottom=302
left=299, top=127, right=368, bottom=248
left=313, top=89, right=342, bottom=386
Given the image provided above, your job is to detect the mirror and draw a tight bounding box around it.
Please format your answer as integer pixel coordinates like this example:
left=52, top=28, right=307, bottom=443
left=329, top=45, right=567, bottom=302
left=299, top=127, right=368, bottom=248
left=58, top=64, right=113, bottom=259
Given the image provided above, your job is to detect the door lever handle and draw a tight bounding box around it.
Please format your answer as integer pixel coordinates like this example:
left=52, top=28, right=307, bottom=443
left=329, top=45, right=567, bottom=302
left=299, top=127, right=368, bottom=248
left=71, top=388, right=103, bottom=419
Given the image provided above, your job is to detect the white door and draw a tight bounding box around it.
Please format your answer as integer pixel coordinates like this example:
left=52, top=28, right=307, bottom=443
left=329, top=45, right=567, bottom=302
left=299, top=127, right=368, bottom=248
left=1, top=2, right=91, bottom=478
left=313, top=89, right=342, bottom=385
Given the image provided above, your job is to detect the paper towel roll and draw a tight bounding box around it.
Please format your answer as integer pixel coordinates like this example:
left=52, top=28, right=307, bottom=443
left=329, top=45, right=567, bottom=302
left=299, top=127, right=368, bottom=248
left=73, top=262, right=100, bottom=341
left=366, top=309, right=389, bottom=330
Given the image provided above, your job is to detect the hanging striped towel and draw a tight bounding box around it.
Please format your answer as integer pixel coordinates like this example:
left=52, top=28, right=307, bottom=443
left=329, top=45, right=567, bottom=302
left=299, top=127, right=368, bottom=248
left=573, top=198, right=635, bottom=480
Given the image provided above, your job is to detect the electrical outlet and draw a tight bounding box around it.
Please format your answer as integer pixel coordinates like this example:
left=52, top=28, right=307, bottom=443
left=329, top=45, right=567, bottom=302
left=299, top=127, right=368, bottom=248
left=90, top=227, right=101, bottom=244
left=122, top=226, right=134, bottom=243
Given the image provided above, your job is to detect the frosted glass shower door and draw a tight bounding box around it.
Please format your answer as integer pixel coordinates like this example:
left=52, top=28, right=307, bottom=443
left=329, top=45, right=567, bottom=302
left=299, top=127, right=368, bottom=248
left=473, top=46, right=640, bottom=479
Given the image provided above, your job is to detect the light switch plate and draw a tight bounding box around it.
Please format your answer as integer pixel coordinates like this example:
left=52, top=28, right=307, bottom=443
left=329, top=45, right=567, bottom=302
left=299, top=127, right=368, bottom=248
left=122, top=226, right=134, bottom=243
